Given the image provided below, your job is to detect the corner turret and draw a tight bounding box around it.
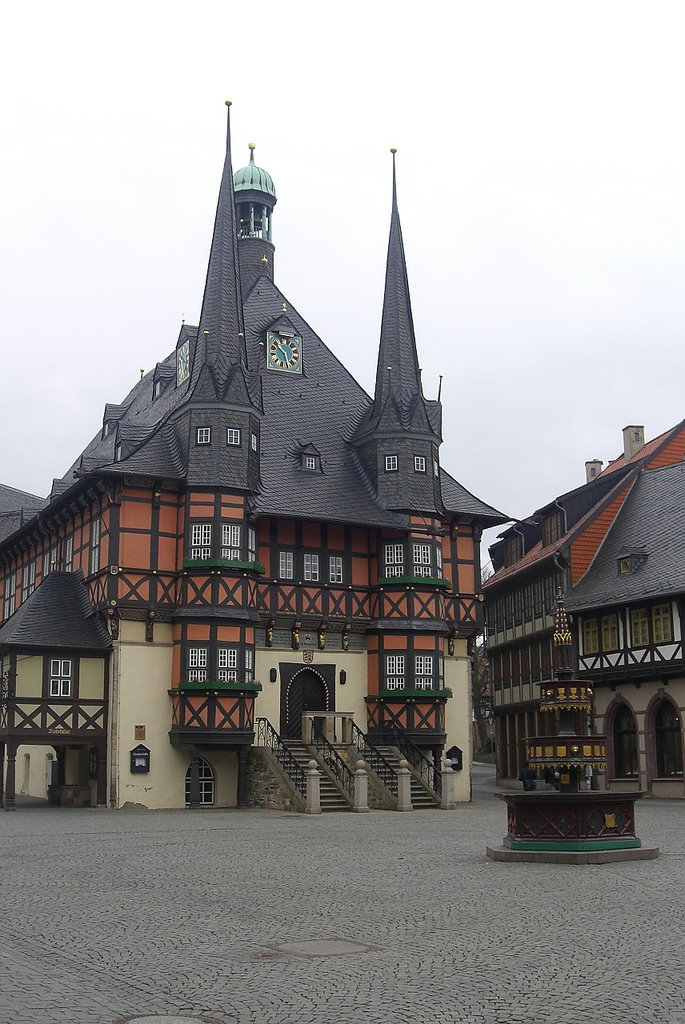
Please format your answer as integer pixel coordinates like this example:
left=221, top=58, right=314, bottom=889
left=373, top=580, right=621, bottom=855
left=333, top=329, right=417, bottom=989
left=234, top=143, right=277, bottom=295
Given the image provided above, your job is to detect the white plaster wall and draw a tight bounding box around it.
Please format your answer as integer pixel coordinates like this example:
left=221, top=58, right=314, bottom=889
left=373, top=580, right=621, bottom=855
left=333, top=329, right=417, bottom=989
left=443, top=638, right=473, bottom=802
left=111, top=621, right=238, bottom=809
left=12, top=744, right=56, bottom=798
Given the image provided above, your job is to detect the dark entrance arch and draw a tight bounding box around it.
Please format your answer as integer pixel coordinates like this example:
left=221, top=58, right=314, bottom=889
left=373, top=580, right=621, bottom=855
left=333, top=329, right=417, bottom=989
left=284, top=669, right=329, bottom=739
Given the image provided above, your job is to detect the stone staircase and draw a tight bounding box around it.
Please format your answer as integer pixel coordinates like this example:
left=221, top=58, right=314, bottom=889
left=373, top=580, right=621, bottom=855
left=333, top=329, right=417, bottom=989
left=283, top=741, right=351, bottom=812
left=374, top=745, right=440, bottom=808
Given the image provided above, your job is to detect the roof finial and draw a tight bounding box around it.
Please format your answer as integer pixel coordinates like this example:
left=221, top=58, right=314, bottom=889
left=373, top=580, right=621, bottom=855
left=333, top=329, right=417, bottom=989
left=390, top=147, right=398, bottom=208
left=248, top=142, right=256, bottom=164
left=224, top=100, right=233, bottom=157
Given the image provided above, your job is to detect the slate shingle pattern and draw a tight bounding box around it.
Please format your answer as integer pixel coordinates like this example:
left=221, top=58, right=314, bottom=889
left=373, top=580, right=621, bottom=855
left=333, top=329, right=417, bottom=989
left=0, top=571, right=111, bottom=649
left=567, top=461, right=685, bottom=610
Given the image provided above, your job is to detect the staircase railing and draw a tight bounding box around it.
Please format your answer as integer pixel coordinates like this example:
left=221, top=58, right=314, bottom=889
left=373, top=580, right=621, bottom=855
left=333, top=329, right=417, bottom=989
left=350, top=721, right=398, bottom=799
left=389, top=726, right=442, bottom=797
left=255, top=717, right=306, bottom=798
left=312, top=725, right=354, bottom=800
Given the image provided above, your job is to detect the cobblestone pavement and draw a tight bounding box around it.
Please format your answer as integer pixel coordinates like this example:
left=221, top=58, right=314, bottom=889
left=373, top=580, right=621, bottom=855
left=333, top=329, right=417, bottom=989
left=2, top=764, right=685, bottom=1024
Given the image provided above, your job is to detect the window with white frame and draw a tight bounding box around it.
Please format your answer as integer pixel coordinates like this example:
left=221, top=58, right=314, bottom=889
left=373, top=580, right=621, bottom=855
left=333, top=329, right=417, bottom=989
left=221, top=524, right=241, bottom=559
left=43, top=547, right=56, bottom=578
left=329, top=555, right=343, bottom=584
left=385, top=455, right=398, bottom=472
left=227, top=428, right=241, bottom=446
left=196, top=427, right=211, bottom=445
left=385, top=654, right=405, bottom=690
left=188, top=647, right=208, bottom=682
left=190, top=524, right=212, bottom=559
left=217, top=647, right=238, bottom=682
left=413, top=543, right=432, bottom=577
left=304, top=553, right=319, bottom=581
left=433, top=459, right=439, bottom=477
left=384, top=542, right=404, bottom=576
left=153, top=379, right=162, bottom=399
left=5, top=572, right=16, bottom=617
left=64, top=535, right=74, bottom=573
left=436, top=544, right=443, bottom=572
left=22, top=561, right=36, bottom=600
left=49, top=658, right=72, bottom=697
left=304, top=456, right=317, bottom=471
left=248, top=527, right=257, bottom=563
left=89, top=518, right=101, bottom=575
left=251, top=433, right=258, bottom=451
left=414, top=456, right=426, bottom=473
left=244, top=648, right=254, bottom=682
left=279, top=550, right=294, bottom=579
left=415, top=654, right=434, bottom=689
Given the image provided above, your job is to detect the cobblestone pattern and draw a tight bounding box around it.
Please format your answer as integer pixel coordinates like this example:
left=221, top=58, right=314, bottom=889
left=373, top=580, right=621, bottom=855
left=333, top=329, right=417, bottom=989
left=1, top=767, right=684, bottom=1024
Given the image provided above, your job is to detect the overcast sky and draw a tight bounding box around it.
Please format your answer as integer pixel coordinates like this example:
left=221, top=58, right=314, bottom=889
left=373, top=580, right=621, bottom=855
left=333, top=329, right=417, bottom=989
left=2, top=1, right=683, bottom=564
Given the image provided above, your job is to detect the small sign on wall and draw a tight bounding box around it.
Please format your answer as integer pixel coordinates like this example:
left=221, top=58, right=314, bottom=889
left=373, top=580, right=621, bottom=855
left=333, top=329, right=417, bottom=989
left=135, top=725, right=146, bottom=740
left=130, top=744, right=150, bottom=774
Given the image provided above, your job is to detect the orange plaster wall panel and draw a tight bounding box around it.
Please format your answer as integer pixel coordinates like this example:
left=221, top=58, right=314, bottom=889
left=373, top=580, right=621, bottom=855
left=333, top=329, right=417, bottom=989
left=120, top=533, right=153, bottom=570
left=189, top=504, right=215, bottom=518
left=157, top=537, right=177, bottom=571
left=352, top=557, right=368, bottom=586
left=302, top=522, right=321, bottom=547
left=119, top=575, right=150, bottom=602
left=570, top=482, right=633, bottom=584
left=414, top=635, right=437, bottom=650
left=382, top=635, right=407, bottom=650
left=366, top=652, right=379, bottom=694
left=258, top=545, right=270, bottom=574
left=457, top=564, right=475, bottom=594
left=456, top=534, right=473, bottom=560
left=329, top=524, right=345, bottom=548
left=186, top=623, right=211, bottom=641
left=158, top=505, right=178, bottom=535
left=120, top=502, right=152, bottom=531
left=171, top=643, right=181, bottom=687
left=216, top=625, right=242, bottom=642
left=277, top=520, right=295, bottom=545
left=220, top=505, right=244, bottom=520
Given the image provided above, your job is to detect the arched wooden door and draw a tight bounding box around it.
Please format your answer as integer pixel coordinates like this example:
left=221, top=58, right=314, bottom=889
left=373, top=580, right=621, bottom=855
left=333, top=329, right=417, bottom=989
left=284, top=669, right=328, bottom=739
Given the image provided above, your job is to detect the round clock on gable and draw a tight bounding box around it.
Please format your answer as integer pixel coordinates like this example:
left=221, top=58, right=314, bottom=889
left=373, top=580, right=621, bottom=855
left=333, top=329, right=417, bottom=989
left=266, top=330, right=302, bottom=373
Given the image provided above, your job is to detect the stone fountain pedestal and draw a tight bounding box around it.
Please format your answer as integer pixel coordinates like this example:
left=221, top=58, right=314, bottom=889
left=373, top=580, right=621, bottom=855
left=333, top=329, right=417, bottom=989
left=486, top=790, right=659, bottom=863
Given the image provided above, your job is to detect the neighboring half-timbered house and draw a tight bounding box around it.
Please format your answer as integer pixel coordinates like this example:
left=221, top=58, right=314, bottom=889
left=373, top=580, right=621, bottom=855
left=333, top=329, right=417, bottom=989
left=0, top=106, right=505, bottom=810
left=485, top=422, right=685, bottom=792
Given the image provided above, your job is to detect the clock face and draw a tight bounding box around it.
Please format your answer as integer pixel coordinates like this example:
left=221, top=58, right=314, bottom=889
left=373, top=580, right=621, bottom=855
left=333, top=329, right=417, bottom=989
left=267, top=330, right=302, bottom=373
left=177, top=340, right=190, bottom=385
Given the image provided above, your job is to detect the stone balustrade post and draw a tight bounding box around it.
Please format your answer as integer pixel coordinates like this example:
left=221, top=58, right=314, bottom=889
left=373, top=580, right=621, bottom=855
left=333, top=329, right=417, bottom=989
left=440, top=762, right=458, bottom=810
left=396, top=758, right=413, bottom=812
left=305, top=759, right=322, bottom=814
left=353, top=759, right=369, bottom=813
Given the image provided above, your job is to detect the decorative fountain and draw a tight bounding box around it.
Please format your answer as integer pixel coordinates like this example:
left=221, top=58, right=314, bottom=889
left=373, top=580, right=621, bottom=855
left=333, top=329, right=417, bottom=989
left=486, top=593, right=658, bottom=863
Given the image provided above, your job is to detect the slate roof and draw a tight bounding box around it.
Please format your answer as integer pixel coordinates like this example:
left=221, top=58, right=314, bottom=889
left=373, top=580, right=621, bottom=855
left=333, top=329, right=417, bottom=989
left=0, top=483, right=45, bottom=543
left=6, top=121, right=505, bottom=538
left=0, top=572, right=111, bottom=650
left=566, top=462, right=685, bottom=611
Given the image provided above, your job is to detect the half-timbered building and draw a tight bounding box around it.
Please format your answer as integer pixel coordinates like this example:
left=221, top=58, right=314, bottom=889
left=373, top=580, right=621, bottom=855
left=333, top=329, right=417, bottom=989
left=0, top=106, right=505, bottom=810
left=484, top=422, right=685, bottom=793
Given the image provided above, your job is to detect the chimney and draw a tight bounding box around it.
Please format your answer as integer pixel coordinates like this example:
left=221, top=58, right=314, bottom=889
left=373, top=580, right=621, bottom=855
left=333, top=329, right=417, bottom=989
left=623, top=425, right=645, bottom=461
left=585, top=459, right=603, bottom=483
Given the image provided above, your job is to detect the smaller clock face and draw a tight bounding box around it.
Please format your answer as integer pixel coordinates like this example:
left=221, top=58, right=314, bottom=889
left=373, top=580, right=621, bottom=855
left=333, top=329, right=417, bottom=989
left=267, top=331, right=302, bottom=373
left=177, top=340, right=190, bottom=385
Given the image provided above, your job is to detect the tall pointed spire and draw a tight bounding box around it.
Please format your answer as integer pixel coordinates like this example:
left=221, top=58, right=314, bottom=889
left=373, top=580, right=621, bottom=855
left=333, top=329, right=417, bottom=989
left=194, top=100, right=247, bottom=397
left=373, top=148, right=422, bottom=412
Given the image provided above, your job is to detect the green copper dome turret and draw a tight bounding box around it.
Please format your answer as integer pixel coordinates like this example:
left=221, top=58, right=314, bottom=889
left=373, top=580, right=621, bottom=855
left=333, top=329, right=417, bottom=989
left=233, top=144, right=277, bottom=198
